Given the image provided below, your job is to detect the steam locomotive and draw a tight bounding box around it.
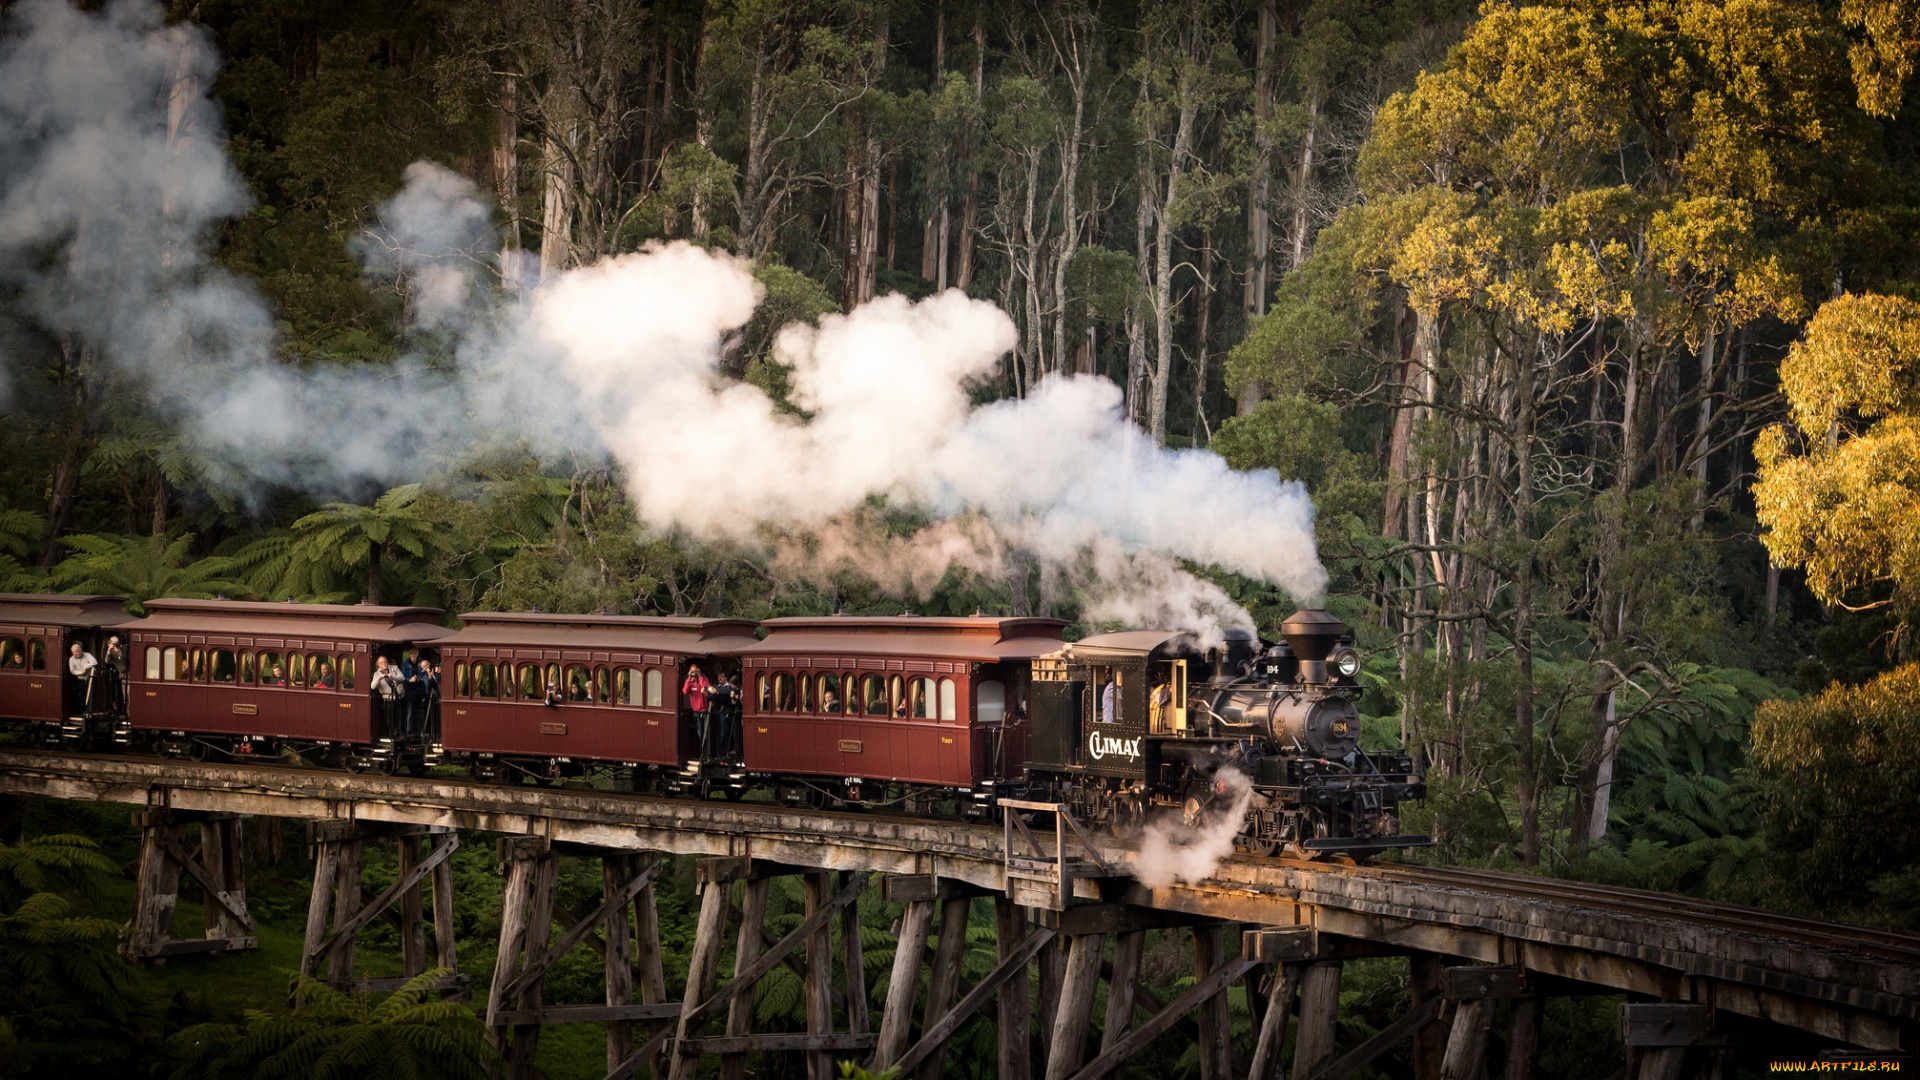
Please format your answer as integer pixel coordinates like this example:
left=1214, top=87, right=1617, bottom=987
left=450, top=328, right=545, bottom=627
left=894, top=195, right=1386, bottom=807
left=0, top=593, right=1425, bottom=860
left=1024, top=609, right=1429, bottom=858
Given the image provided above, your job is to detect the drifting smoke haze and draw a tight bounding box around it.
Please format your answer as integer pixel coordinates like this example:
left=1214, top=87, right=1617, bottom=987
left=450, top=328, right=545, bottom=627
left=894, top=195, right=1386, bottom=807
left=1132, top=768, right=1255, bottom=887
left=0, top=0, right=1330, bottom=634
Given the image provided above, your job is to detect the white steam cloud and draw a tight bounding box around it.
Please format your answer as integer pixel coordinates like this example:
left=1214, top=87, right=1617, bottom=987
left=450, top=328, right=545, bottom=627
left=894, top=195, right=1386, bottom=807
left=0, top=0, right=1330, bottom=631
left=1133, top=768, right=1255, bottom=887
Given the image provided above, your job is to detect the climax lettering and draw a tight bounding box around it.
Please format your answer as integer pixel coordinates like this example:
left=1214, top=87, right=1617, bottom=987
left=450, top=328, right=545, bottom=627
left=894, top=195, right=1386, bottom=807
left=1087, top=730, right=1141, bottom=762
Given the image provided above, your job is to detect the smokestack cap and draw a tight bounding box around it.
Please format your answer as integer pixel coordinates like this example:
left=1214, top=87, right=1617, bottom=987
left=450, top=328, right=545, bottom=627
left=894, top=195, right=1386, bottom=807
left=1280, top=609, right=1344, bottom=664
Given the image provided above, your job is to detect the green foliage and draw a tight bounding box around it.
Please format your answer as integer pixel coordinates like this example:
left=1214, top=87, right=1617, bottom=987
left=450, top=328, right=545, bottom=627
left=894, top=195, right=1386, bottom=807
left=286, top=485, right=460, bottom=605
left=0, top=836, right=156, bottom=1079
left=168, top=970, right=497, bottom=1080
left=48, top=533, right=246, bottom=613
left=1751, top=660, right=1920, bottom=926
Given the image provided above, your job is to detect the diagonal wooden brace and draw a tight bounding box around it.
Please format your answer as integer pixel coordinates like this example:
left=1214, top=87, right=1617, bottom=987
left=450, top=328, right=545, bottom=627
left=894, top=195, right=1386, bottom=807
left=889, top=926, right=1057, bottom=1077
left=1299, top=995, right=1444, bottom=1080
left=313, top=833, right=458, bottom=960
left=680, top=873, right=866, bottom=1029
left=155, top=828, right=255, bottom=932
left=1067, top=958, right=1258, bottom=1080
left=497, top=857, right=662, bottom=1004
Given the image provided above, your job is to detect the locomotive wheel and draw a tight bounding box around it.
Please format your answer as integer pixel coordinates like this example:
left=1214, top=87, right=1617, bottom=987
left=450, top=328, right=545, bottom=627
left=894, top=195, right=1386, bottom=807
left=1111, top=798, right=1147, bottom=840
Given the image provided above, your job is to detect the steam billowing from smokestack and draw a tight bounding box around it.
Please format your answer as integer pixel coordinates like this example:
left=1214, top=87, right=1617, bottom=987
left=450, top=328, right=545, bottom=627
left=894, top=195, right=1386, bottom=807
left=0, top=0, right=1331, bottom=631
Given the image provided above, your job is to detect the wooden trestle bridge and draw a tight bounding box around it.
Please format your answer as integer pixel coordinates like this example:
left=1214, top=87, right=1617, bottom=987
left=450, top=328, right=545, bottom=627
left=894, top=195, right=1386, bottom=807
left=0, top=748, right=1913, bottom=1080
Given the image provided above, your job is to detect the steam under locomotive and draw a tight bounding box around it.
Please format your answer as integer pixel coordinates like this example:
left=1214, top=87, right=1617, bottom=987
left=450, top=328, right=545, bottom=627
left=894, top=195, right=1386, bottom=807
left=1024, top=609, right=1430, bottom=858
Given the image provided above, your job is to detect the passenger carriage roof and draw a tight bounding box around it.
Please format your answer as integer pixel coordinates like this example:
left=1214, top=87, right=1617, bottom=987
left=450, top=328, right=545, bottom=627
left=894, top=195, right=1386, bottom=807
left=740, top=615, right=1067, bottom=662
left=440, top=612, right=760, bottom=654
left=135, top=598, right=453, bottom=643
left=1060, top=629, right=1221, bottom=662
left=0, top=592, right=135, bottom=629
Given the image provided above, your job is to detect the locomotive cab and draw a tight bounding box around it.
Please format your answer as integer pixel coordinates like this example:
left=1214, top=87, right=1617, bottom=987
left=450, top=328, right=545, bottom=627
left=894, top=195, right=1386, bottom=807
left=1027, top=610, right=1429, bottom=859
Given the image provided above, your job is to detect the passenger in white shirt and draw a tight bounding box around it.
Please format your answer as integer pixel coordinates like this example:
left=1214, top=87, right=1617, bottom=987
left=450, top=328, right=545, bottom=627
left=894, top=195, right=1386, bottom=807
left=68, top=643, right=97, bottom=678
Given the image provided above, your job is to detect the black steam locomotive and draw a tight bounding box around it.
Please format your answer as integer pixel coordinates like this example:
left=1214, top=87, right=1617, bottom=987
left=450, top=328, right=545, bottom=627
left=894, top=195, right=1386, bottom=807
left=1024, top=609, right=1429, bottom=859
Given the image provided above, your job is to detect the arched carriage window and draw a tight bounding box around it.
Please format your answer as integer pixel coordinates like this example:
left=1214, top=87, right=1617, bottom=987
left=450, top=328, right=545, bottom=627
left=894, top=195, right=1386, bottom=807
left=144, top=646, right=161, bottom=680
left=473, top=661, right=496, bottom=698
left=239, top=652, right=256, bottom=684
left=862, top=675, right=887, bottom=716
left=772, top=673, right=795, bottom=712
left=339, top=656, right=356, bottom=691
left=567, top=665, right=593, bottom=702
left=211, top=649, right=237, bottom=684
left=757, top=674, right=771, bottom=713
left=645, top=668, right=663, bottom=707
left=889, top=674, right=906, bottom=718
left=0, top=638, right=24, bottom=669
left=939, top=678, right=956, bottom=721
left=595, top=667, right=610, bottom=704
left=818, top=674, right=842, bottom=713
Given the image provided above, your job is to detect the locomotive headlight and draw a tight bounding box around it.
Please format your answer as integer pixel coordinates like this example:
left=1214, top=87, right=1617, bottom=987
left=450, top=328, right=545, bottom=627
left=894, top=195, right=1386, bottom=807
left=1332, top=648, right=1360, bottom=678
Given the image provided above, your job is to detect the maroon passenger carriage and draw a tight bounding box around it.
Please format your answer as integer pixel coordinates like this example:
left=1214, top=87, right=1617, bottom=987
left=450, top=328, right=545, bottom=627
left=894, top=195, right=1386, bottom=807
left=737, top=614, right=1066, bottom=816
left=435, top=612, right=758, bottom=789
left=126, top=599, right=454, bottom=768
left=0, top=593, right=138, bottom=746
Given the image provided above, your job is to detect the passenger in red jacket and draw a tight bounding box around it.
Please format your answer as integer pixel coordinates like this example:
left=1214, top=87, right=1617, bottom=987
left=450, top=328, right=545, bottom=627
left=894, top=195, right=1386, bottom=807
left=682, top=666, right=713, bottom=756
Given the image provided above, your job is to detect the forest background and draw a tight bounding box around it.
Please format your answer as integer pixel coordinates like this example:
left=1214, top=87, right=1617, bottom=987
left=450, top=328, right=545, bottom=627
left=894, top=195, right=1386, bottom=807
left=3, top=0, right=1920, bottom=1076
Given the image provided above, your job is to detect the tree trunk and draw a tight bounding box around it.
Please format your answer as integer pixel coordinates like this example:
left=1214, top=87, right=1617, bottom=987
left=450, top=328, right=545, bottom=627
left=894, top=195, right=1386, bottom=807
left=1192, top=239, right=1214, bottom=443
left=495, top=73, right=521, bottom=252
left=1049, top=11, right=1088, bottom=384
left=1513, top=342, right=1541, bottom=868
left=955, top=14, right=984, bottom=291
left=366, top=540, right=384, bottom=607
left=922, top=0, right=947, bottom=283
left=1148, top=86, right=1197, bottom=447
left=1689, top=319, right=1717, bottom=531
left=42, top=343, right=99, bottom=567
left=1289, top=98, right=1318, bottom=271
left=539, top=126, right=574, bottom=276
left=1245, top=0, right=1275, bottom=317
left=691, top=18, right=714, bottom=240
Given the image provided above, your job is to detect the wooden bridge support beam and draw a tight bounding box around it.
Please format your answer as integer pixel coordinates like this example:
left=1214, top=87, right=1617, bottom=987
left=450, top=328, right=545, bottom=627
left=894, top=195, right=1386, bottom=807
left=1506, top=996, right=1542, bottom=1080
left=1293, top=961, right=1344, bottom=1080
left=1193, top=925, right=1234, bottom=1080
left=998, top=897, right=1034, bottom=1080
left=1410, top=952, right=1447, bottom=1080
left=126, top=808, right=256, bottom=961
left=301, top=822, right=461, bottom=997
left=1248, top=964, right=1302, bottom=1080
left=1042, top=929, right=1106, bottom=1080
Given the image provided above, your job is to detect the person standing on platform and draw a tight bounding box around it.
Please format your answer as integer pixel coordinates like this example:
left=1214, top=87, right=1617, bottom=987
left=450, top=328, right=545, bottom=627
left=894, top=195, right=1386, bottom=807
left=682, top=664, right=713, bottom=756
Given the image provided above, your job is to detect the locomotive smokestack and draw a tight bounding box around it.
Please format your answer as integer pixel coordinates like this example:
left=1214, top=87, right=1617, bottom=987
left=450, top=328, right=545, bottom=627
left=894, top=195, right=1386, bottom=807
left=1280, top=609, right=1343, bottom=684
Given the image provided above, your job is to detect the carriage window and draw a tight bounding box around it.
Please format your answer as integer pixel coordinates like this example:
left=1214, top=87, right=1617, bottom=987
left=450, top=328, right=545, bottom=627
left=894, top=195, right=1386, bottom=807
left=772, top=673, right=795, bottom=712
left=472, top=661, right=493, bottom=698
left=645, top=668, right=663, bottom=707
left=567, top=665, right=592, bottom=702
left=0, top=638, right=22, bottom=669
left=757, top=674, right=771, bottom=712
left=287, top=652, right=305, bottom=688
left=615, top=668, right=633, bottom=704
left=240, top=651, right=256, bottom=684
left=338, top=656, right=356, bottom=691
left=260, top=651, right=284, bottom=685
left=145, top=646, right=161, bottom=680
left=977, top=680, right=1006, bottom=724
left=515, top=663, right=534, bottom=699
left=29, top=639, right=45, bottom=670
left=311, top=655, right=337, bottom=690
left=211, top=649, right=236, bottom=684
left=797, top=673, right=813, bottom=712
left=162, top=647, right=182, bottom=681
left=595, top=667, right=610, bottom=704
left=889, top=674, right=906, bottom=718
left=818, top=674, right=842, bottom=713
left=863, top=675, right=887, bottom=716
left=909, top=677, right=931, bottom=719
left=939, top=678, right=956, bottom=721
left=188, top=648, right=205, bottom=682
left=545, top=663, right=561, bottom=698
left=455, top=661, right=470, bottom=696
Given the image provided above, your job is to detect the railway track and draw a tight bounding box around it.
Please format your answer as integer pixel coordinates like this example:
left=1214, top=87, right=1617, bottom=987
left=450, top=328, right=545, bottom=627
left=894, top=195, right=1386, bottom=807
left=1331, top=859, right=1920, bottom=966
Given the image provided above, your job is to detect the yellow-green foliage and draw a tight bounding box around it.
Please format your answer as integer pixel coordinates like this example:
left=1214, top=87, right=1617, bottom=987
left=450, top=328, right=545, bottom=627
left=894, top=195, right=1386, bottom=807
left=1755, top=294, right=1920, bottom=617
left=1750, top=661, right=1920, bottom=920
